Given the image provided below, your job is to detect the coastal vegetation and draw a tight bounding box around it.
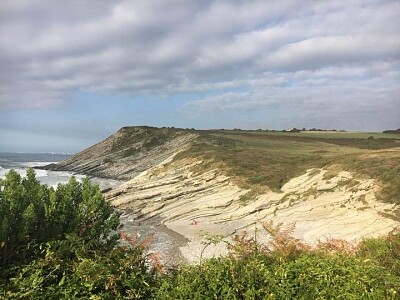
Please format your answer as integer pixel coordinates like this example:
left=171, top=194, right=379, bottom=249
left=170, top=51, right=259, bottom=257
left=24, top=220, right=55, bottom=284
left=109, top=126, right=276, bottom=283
left=1, top=170, right=399, bottom=299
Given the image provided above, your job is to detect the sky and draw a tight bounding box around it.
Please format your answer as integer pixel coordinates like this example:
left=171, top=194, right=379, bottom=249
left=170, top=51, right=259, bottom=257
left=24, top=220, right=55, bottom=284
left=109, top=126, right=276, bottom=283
left=0, top=0, right=399, bottom=153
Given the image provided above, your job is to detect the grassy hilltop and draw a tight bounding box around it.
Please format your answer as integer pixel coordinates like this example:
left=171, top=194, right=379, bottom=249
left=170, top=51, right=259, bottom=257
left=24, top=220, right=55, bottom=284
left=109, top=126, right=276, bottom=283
left=176, top=129, right=400, bottom=206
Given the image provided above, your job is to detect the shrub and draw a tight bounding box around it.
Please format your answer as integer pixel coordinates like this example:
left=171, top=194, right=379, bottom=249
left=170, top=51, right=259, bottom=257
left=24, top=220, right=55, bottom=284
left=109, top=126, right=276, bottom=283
left=0, top=169, right=155, bottom=299
left=357, top=229, right=400, bottom=276
left=155, top=252, right=398, bottom=300
left=0, top=169, right=120, bottom=268
left=2, top=241, right=156, bottom=300
left=155, top=225, right=399, bottom=300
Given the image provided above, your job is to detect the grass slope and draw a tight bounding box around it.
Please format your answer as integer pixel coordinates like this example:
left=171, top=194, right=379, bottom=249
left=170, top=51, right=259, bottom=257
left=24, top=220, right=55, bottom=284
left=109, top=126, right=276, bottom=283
left=176, top=130, right=400, bottom=206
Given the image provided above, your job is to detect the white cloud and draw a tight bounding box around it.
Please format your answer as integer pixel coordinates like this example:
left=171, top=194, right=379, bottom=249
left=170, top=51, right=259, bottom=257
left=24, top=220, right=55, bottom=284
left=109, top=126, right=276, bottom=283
left=263, top=35, right=400, bottom=70
left=0, top=0, right=398, bottom=130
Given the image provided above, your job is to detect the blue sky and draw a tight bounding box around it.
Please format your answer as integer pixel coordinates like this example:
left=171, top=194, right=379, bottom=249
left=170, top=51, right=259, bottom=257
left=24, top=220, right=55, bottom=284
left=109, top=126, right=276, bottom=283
left=0, top=0, right=399, bottom=153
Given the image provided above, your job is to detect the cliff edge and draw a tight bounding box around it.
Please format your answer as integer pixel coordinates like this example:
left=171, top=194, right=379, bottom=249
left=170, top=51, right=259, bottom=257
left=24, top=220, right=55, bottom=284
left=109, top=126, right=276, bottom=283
left=43, top=126, right=197, bottom=180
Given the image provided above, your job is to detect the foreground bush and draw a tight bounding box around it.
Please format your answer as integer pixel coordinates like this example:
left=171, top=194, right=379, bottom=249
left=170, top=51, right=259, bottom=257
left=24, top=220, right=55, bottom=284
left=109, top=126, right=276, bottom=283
left=155, top=253, right=398, bottom=299
left=357, top=229, right=400, bottom=277
left=155, top=239, right=399, bottom=300
left=0, top=170, right=154, bottom=299
left=0, top=169, right=119, bottom=268
left=2, top=240, right=156, bottom=299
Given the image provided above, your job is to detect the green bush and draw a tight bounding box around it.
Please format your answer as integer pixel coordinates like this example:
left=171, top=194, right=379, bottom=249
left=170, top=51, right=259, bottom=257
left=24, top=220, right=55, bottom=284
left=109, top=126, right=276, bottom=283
left=155, top=252, right=398, bottom=300
left=357, top=231, right=400, bottom=276
left=2, top=242, right=156, bottom=299
left=154, top=224, right=399, bottom=299
left=0, top=169, right=120, bottom=268
left=0, top=169, right=155, bottom=299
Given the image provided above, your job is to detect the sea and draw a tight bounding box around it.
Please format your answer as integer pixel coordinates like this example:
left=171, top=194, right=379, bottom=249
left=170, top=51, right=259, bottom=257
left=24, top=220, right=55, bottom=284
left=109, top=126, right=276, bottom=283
left=0, top=152, right=122, bottom=190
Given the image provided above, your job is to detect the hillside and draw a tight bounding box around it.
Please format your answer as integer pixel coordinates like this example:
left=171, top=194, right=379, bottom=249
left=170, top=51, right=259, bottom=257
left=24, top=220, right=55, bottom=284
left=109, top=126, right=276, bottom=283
left=43, top=126, right=197, bottom=180
left=45, top=126, right=400, bottom=263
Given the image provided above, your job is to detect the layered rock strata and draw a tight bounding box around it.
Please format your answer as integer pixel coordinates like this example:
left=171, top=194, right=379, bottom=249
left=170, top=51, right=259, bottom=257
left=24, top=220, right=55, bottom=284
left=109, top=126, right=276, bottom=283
left=105, top=156, right=399, bottom=263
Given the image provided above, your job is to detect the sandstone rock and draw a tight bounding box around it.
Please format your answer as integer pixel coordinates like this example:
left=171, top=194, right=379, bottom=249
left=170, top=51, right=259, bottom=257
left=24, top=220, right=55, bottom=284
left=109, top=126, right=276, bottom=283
left=104, top=157, right=399, bottom=264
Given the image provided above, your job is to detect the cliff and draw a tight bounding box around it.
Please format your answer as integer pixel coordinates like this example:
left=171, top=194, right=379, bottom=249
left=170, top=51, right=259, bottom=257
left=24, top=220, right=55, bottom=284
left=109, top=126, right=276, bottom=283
left=43, top=126, right=197, bottom=180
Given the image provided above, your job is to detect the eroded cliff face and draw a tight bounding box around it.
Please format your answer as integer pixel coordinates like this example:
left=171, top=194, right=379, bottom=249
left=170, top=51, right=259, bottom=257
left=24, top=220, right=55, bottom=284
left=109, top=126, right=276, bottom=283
left=43, top=126, right=197, bottom=180
left=105, top=155, right=399, bottom=263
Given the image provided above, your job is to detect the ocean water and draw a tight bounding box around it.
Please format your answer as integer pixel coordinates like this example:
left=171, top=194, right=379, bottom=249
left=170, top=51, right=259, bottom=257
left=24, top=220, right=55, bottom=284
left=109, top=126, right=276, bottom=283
left=0, top=152, right=122, bottom=190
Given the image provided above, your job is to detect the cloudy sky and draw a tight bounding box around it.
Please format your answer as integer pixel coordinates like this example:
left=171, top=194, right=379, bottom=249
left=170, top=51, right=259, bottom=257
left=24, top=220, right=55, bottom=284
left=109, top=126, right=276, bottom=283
left=1, top=0, right=399, bottom=152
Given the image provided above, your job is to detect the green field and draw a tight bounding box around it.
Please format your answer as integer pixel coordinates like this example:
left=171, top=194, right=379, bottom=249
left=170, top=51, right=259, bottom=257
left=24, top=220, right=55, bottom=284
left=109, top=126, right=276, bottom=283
left=222, top=130, right=400, bottom=140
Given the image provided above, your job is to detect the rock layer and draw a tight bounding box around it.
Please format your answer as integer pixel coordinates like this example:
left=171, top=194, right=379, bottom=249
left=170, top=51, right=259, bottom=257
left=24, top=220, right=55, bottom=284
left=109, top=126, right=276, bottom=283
left=105, top=156, right=399, bottom=263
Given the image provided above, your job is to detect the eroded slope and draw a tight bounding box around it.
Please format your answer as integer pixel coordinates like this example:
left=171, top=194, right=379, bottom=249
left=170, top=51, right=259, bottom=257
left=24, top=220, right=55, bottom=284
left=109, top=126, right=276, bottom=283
left=43, top=126, right=197, bottom=180
left=105, top=155, right=399, bottom=263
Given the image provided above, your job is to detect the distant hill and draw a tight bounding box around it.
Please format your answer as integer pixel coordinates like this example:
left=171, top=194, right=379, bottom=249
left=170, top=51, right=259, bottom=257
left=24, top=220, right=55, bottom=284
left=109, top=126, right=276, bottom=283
left=42, top=126, right=197, bottom=180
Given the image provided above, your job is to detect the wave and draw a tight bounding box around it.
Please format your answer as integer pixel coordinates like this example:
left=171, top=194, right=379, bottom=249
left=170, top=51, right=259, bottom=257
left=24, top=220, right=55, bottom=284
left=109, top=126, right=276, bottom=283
left=0, top=167, right=48, bottom=178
